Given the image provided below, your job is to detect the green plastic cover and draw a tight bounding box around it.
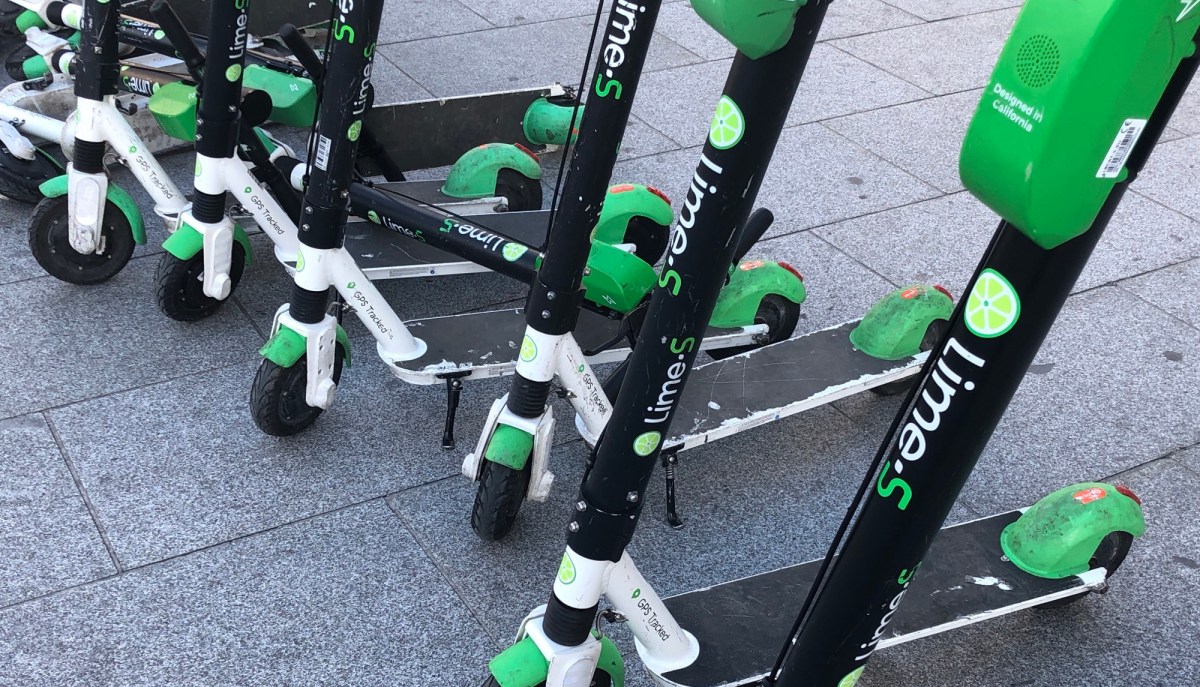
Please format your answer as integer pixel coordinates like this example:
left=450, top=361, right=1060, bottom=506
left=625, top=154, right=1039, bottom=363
left=960, top=0, right=1200, bottom=249
left=690, top=0, right=805, bottom=59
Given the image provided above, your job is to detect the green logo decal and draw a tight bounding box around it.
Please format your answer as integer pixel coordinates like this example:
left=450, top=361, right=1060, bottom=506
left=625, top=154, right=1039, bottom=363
left=709, top=95, right=745, bottom=150
left=631, top=588, right=641, bottom=599
left=520, top=336, right=537, bottom=363
left=348, top=120, right=362, bottom=142
left=367, top=211, right=381, bottom=225
left=244, top=186, right=253, bottom=194
left=838, top=667, right=865, bottom=687
left=558, top=553, right=577, bottom=585
left=633, top=431, right=661, bottom=457
left=194, top=159, right=202, bottom=177
left=128, top=145, right=137, bottom=154
left=347, top=282, right=356, bottom=290
left=502, top=243, right=528, bottom=262
left=295, top=253, right=306, bottom=273
left=153, top=29, right=166, bottom=40
left=965, top=268, right=1021, bottom=339
left=225, top=64, right=242, bottom=83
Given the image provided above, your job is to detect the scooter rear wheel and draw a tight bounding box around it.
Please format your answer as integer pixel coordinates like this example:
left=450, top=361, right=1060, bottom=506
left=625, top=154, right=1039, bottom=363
left=870, top=318, right=949, bottom=397
left=1036, top=531, right=1134, bottom=609
left=706, top=293, right=801, bottom=360
left=624, top=215, right=670, bottom=266
left=28, top=195, right=136, bottom=285
left=249, top=345, right=345, bottom=437
left=154, top=244, right=248, bottom=322
left=495, top=169, right=543, bottom=212
left=471, top=459, right=532, bottom=542
left=0, top=145, right=62, bottom=204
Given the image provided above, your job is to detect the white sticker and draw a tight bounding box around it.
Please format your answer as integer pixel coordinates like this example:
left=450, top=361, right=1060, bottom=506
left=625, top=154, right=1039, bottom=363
left=314, top=135, right=332, bottom=172
left=1096, top=118, right=1147, bottom=179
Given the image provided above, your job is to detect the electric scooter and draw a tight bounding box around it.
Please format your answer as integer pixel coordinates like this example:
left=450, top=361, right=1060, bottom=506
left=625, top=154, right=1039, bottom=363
left=461, top=0, right=953, bottom=541
left=249, top=0, right=808, bottom=447
left=482, top=1, right=1182, bottom=684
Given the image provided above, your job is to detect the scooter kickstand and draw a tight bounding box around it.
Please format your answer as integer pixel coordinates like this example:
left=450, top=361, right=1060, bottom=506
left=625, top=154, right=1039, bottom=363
left=440, top=373, right=468, bottom=450
left=663, top=450, right=684, bottom=529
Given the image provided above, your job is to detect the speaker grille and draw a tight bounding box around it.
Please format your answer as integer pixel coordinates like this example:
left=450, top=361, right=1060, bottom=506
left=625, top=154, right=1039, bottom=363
left=1015, top=34, right=1060, bottom=88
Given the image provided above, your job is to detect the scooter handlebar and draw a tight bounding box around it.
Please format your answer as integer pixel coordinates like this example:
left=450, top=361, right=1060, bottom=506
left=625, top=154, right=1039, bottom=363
left=278, top=23, right=324, bottom=80
left=148, top=0, right=205, bottom=79
left=731, top=208, right=775, bottom=265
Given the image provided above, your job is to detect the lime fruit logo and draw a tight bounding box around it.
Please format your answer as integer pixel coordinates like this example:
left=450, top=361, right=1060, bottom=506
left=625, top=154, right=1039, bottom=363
left=128, top=145, right=137, bottom=154
left=837, top=667, right=865, bottom=687
left=631, top=588, right=641, bottom=599
left=367, top=210, right=381, bottom=224
left=633, top=431, right=661, bottom=457
left=520, top=336, right=537, bottom=363
left=153, top=29, right=166, bottom=40
left=244, top=186, right=253, bottom=194
left=965, top=268, right=1021, bottom=339
left=295, top=253, right=306, bottom=273
left=502, top=243, right=528, bottom=262
left=348, top=120, right=362, bottom=142
left=558, top=553, right=577, bottom=585
left=709, top=95, right=745, bottom=150
left=347, top=282, right=356, bottom=290
left=225, top=64, right=242, bottom=82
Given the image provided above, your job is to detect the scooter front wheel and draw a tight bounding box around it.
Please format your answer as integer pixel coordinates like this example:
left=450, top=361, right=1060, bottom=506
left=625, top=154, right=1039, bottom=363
left=471, top=459, right=532, bottom=542
left=28, top=195, right=136, bottom=285
left=154, top=244, right=247, bottom=322
left=0, top=144, right=61, bottom=203
left=249, top=345, right=345, bottom=437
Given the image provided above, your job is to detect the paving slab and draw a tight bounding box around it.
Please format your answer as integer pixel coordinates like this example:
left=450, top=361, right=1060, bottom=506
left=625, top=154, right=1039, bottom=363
left=1132, top=135, right=1200, bottom=223
left=377, top=0, right=493, bottom=45
left=457, top=0, right=614, bottom=27
left=631, top=46, right=929, bottom=149
left=1179, top=445, right=1200, bottom=474
left=958, top=287, right=1200, bottom=516
left=612, top=125, right=939, bottom=241
left=380, top=16, right=700, bottom=99
left=823, top=89, right=983, bottom=193
left=0, top=260, right=261, bottom=421
left=832, top=9, right=1019, bottom=95
left=1120, top=258, right=1200, bottom=329
left=881, top=0, right=1023, bottom=22
left=861, top=456, right=1200, bottom=687
left=46, top=357, right=508, bottom=567
left=367, top=51, right=436, bottom=104
left=1167, top=79, right=1200, bottom=135
left=0, top=500, right=497, bottom=685
left=816, top=191, right=1200, bottom=297
left=0, top=414, right=115, bottom=608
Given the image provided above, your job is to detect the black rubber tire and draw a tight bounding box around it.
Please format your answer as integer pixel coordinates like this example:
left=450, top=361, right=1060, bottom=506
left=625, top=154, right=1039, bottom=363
left=495, top=168, right=543, bottom=212
left=0, top=145, right=62, bottom=204
left=249, top=344, right=345, bottom=437
left=28, top=195, right=136, bottom=285
left=870, top=318, right=950, bottom=397
left=471, top=458, right=532, bottom=542
left=623, top=215, right=670, bottom=266
left=1037, top=531, right=1135, bottom=609
left=480, top=668, right=613, bottom=687
left=707, top=293, right=802, bottom=361
left=154, top=242, right=248, bottom=322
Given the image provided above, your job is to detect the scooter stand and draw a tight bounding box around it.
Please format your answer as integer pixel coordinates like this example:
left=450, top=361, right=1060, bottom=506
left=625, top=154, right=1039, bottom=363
left=439, top=372, right=469, bottom=450
left=662, top=450, right=685, bottom=529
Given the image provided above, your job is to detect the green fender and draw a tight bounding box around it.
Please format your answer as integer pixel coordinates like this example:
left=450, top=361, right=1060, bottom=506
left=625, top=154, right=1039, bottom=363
left=489, top=634, right=624, bottom=687
left=259, top=323, right=352, bottom=369
left=1001, top=482, right=1146, bottom=579
left=38, top=175, right=147, bottom=245
left=484, top=424, right=535, bottom=471
left=441, top=143, right=542, bottom=200
left=593, top=184, right=674, bottom=246
left=690, top=0, right=803, bottom=59
left=710, top=260, right=807, bottom=328
left=582, top=242, right=658, bottom=313
left=243, top=64, right=317, bottom=128
left=148, top=81, right=199, bottom=142
left=15, top=10, right=47, bottom=33
left=161, top=221, right=253, bottom=265
left=849, top=285, right=954, bottom=361
left=522, top=97, right=584, bottom=146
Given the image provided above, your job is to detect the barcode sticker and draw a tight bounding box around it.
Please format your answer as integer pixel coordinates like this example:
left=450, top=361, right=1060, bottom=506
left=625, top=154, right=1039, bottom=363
left=315, top=135, right=332, bottom=171
left=1096, top=119, right=1147, bottom=179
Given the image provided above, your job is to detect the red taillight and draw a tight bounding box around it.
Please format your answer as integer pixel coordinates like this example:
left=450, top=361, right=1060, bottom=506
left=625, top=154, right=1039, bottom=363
left=1115, top=485, right=1142, bottom=505
left=647, top=185, right=671, bottom=205
left=514, top=142, right=540, bottom=162
left=778, top=261, right=804, bottom=282
left=901, top=288, right=921, bottom=300
left=610, top=183, right=636, bottom=194
left=934, top=284, right=954, bottom=301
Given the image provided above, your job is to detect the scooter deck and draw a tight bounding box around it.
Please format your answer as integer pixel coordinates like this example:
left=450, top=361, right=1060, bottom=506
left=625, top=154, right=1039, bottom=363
left=391, top=308, right=758, bottom=384
left=665, top=320, right=922, bottom=452
left=656, top=510, right=1103, bottom=687
left=344, top=209, right=549, bottom=280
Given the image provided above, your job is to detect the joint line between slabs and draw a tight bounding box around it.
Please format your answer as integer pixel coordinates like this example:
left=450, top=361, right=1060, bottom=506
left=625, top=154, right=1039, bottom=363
left=43, top=412, right=124, bottom=573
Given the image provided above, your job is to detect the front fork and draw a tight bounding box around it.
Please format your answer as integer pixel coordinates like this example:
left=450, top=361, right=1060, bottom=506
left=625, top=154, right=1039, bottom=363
left=66, top=98, right=111, bottom=255
left=500, top=551, right=698, bottom=685
left=463, top=328, right=613, bottom=502
left=268, top=244, right=427, bottom=409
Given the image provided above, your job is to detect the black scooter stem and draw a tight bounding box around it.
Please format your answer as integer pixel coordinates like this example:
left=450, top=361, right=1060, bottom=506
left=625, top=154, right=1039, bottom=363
left=771, top=28, right=1200, bottom=687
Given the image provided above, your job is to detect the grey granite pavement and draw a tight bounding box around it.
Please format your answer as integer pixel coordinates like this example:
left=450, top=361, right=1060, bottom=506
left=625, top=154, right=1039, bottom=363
left=1, top=0, right=1198, bottom=685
